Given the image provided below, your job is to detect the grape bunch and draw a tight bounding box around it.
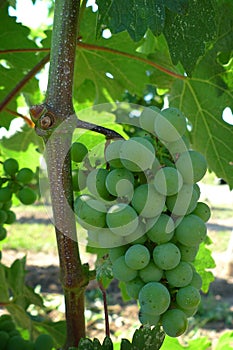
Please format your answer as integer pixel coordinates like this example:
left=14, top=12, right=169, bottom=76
left=72, top=106, right=211, bottom=337
left=0, top=157, right=37, bottom=241
left=0, top=314, right=54, bottom=350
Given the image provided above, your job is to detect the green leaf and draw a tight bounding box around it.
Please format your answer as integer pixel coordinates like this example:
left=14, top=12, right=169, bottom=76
left=0, top=263, right=9, bottom=303
left=78, top=338, right=94, bottom=350
left=118, top=281, right=131, bottom=302
left=164, top=0, right=217, bottom=75
left=0, top=5, right=47, bottom=128
left=215, top=331, right=233, bottom=350
left=120, top=339, right=132, bottom=350
left=34, top=320, right=67, bottom=348
left=96, top=0, right=189, bottom=41
left=193, top=242, right=215, bottom=293
left=131, top=326, right=165, bottom=350
left=160, top=336, right=211, bottom=349
left=6, top=257, right=26, bottom=297
left=102, top=337, right=113, bottom=350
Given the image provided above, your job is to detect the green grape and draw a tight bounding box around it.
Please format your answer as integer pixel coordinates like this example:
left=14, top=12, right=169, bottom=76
left=189, top=271, right=202, bottom=289
left=178, top=305, right=198, bottom=317
left=139, top=309, right=160, bottom=326
left=0, top=210, right=7, bottom=224
left=176, top=285, right=201, bottom=309
left=146, top=214, right=175, bottom=244
left=154, top=107, right=187, bottom=142
left=0, top=226, right=7, bottom=240
left=105, top=139, right=125, bottom=168
left=161, top=309, right=188, bottom=337
left=106, top=203, right=138, bottom=236
left=175, top=214, right=207, bottom=247
left=131, top=184, right=165, bottom=218
left=166, top=184, right=199, bottom=216
left=165, top=261, right=193, bottom=287
left=0, top=315, right=12, bottom=323
left=125, top=277, right=145, bottom=299
left=192, top=202, right=211, bottom=222
left=109, top=246, right=129, bottom=262
left=139, top=106, right=160, bottom=134
left=193, top=183, right=201, bottom=199
left=153, top=167, right=183, bottom=196
left=72, top=169, right=87, bottom=192
left=16, top=168, right=34, bottom=184
left=139, top=261, right=163, bottom=283
left=177, top=243, right=199, bottom=262
left=0, top=320, right=15, bottom=332
left=166, top=135, right=190, bottom=156
left=3, top=158, right=19, bottom=176
left=86, top=168, right=113, bottom=201
left=112, top=256, right=137, bottom=282
left=0, top=187, right=12, bottom=203
left=2, top=201, right=12, bottom=210
left=71, top=142, right=88, bottom=163
left=105, top=168, right=134, bottom=198
left=0, top=331, right=9, bottom=350
left=34, top=334, right=54, bottom=350
left=176, top=150, right=207, bottom=184
left=153, top=243, right=181, bottom=270
left=119, top=137, right=155, bottom=172
left=4, top=210, right=16, bottom=225
left=24, top=340, right=34, bottom=350
left=139, top=282, right=170, bottom=315
left=74, top=195, right=106, bottom=230
left=8, top=330, right=20, bottom=337
left=98, top=228, right=124, bottom=248
left=125, top=244, right=150, bottom=270
left=124, top=221, right=146, bottom=244
left=17, top=187, right=37, bottom=205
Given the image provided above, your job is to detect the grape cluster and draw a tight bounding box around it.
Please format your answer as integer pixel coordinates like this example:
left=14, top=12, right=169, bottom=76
left=0, top=314, right=54, bottom=350
left=72, top=106, right=211, bottom=337
left=0, top=158, right=37, bottom=241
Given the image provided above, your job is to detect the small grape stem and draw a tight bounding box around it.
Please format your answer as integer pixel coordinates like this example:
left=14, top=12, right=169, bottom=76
left=98, top=281, right=110, bottom=338
left=76, top=118, right=124, bottom=140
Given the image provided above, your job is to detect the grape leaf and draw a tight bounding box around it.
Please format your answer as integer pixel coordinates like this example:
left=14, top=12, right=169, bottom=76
left=160, top=336, right=211, bottom=349
left=130, top=326, right=165, bottom=350
left=215, top=331, right=233, bottom=350
left=0, top=4, right=47, bottom=129
left=169, top=1, right=233, bottom=188
left=164, top=0, right=217, bottom=76
left=96, top=0, right=189, bottom=42
left=193, top=243, right=215, bottom=293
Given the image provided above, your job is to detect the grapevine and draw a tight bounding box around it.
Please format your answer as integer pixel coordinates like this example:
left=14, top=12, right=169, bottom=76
left=71, top=106, right=210, bottom=338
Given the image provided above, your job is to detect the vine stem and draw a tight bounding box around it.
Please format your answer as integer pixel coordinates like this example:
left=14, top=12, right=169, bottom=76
left=39, top=1, right=88, bottom=349
left=98, top=281, right=110, bottom=338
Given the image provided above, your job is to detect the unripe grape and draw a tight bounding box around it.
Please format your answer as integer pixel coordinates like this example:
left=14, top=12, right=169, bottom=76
left=176, top=285, right=201, bottom=309
left=177, top=243, right=199, bottom=262
left=139, top=261, right=163, bottom=283
left=166, top=135, right=190, bottom=156
left=3, top=158, right=19, bottom=176
left=0, top=226, right=7, bottom=241
left=176, top=150, right=207, bottom=184
left=0, top=331, right=9, bottom=349
left=139, top=106, right=160, bottom=134
left=189, top=271, right=202, bottom=289
left=109, top=246, right=129, bottom=263
left=165, top=261, right=193, bottom=287
left=18, top=187, right=37, bottom=205
left=124, top=221, right=146, bottom=244
left=86, top=168, right=113, bottom=201
left=125, top=244, right=150, bottom=270
left=0, top=210, right=7, bottom=224
left=34, top=334, right=54, bottom=350
left=161, top=309, right=188, bottom=337
left=147, top=214, right=175, bottom=244
left=192, top=202, right=211, bottom=222
left=125, top=277, right=145, bottom=299
left=16, top=168, right=34, bottom=184
left=139, top=309, right=160, bottom=326
left=132, top=184, right=165, bottom=218
left=105, top=139, right=124, bottom=168
left=154, top=107, right=187, bottom=142
left=112, top=256, right=137, bottom=282
left=74, top=195, right=106, bottom=230
left=6, top=335, right=26, bottom=350
left=2, top=200, right=12, bottom=210
left=0, top=187, right=12, bottom=203
left=139, top=282, right=170, bottom=315
left=98, top=228, right=124, bottom=248
left=106, top=203, right=138, bottom=236
left=72, top=169, right=87, bottom=192
left=153, top=167, right=183, bottom=196
left=119, top=137, right=155, bottom=172
left=71, top=142, right=88, bottom=163
left=105, top=168, right=134, bottom=198
left=166, top=184, right=199, bottom=216
left=175, top=214, right=207, bottom=247
left=153, top=243, right=181, bottom=270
